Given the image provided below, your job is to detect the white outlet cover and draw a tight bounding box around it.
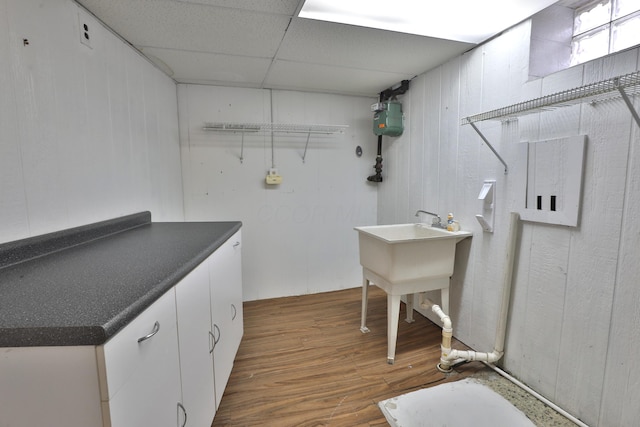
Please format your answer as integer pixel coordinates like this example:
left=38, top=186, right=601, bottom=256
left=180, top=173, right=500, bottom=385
left=78, top=9, right=93, bottom=49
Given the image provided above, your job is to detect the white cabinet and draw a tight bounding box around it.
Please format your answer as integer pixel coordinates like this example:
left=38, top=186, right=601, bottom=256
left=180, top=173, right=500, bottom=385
left=0, top=228, right=243, bottom=427
left=227, top=231, right=244, bottom=362
left=97, top=289, right=183, bottom=427
left=99, top=232, right=244, bottom=427
left=98, top=232, right=243, bottom=426
left=175, top=229, right=244, bottom=424
left=175, top=260, right=216, bottom=426
left=209, top=230, right=244, bottom=409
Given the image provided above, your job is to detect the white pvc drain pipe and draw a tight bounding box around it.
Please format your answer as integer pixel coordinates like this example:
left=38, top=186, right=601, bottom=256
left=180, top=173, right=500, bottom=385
left=420, top=211, right=589, bottom=426
left=421, top=211, right=520, bottom=372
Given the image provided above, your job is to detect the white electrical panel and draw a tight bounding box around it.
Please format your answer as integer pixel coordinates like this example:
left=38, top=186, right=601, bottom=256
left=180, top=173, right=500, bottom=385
left=520, top=135, right=587, bottom=227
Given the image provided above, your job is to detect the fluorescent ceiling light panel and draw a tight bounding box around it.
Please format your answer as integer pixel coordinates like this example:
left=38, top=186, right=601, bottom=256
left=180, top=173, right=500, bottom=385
left=298, top=0, right=558, bottom=43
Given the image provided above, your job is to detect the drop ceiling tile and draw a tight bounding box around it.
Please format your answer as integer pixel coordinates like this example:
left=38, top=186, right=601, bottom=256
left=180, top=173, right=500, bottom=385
left=140, top=47, right=272, bottom=86
left=75, top=0, right=499, bottom=96
left=177, top=0, right=300, bottom=15
left=278, top=18, right=473, bottom=75
left=77, top=0, right=290, bottom=56
left=264, top=59, right=414, bottom=96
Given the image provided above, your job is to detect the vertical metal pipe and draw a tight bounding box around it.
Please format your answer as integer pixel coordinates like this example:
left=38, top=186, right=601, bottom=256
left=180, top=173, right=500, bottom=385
left=367, top=94, right=385, bottom=182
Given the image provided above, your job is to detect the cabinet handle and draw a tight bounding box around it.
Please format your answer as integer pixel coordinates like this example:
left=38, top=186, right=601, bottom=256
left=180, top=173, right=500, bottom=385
left=208, top=330, right=215, bottom=354
left=177, top=402, right=187, bottom=427
left=211, top=324, right=221, bottom=351
left=233, top=241, right=240, bottom=248
left=137, top=321, right=160, bottom=343
left=231, top=303, right=237, bottom=320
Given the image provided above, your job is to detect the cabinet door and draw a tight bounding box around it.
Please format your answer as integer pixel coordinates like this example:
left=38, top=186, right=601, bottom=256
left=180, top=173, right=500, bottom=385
left=209, top=230, right=243, bottom=409
left=228, top=231, right=244, bottom=358
left=175, top=260, right=216, bottom=426
left=98, top=289, right=182, bottom=427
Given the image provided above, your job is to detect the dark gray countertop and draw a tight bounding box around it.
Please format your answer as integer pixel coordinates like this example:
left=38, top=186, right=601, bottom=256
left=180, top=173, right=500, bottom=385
left=0, top=212, right=242, bottom=347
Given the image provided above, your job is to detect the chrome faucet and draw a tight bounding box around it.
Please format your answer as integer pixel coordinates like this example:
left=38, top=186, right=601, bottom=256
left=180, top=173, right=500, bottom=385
left=415, top=210, right=444, bottom=228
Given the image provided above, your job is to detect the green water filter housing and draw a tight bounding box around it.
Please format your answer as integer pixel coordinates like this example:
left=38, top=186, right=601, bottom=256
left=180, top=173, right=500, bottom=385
left=373, top=101, right=404, bottom=137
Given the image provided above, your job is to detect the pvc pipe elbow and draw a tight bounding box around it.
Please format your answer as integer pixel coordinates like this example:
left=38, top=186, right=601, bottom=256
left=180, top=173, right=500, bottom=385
left=430, top=304, right=452, bottom=329
left=442, top=318, right=452, bottom=330
left=488, top=350, right=504, bottom=363
left=445, top=349, right=504, bottom=364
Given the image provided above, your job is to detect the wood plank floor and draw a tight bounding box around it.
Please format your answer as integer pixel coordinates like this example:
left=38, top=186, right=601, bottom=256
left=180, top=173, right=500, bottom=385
left=212, top=286, right=488, bottom=426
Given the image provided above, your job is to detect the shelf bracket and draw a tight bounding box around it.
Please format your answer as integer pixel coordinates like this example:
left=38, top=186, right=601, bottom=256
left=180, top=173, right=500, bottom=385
left=203, top=122, right=348, bottom=164
left=615, top=78, right=640, bottom=129
left=302, top=131, right=311, bottom=163
left=469, top=121, right=508, bottom=174
left=240, top=131, right=245, bottom=163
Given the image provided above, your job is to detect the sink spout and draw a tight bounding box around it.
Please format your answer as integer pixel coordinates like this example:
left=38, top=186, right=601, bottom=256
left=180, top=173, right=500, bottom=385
left=415, top=210, right=444, bottom=228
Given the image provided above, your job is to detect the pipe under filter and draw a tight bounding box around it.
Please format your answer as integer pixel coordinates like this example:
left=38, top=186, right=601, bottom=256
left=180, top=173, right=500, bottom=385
left=420, top=211, right=520, bottom=372
left=421, top=211, right=587, bottom=426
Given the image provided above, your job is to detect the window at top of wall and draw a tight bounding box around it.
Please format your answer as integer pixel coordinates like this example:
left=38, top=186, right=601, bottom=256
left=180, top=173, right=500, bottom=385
left=529, top=0, right=640, bottom=79
left=570, top=0, right=640, bottom=66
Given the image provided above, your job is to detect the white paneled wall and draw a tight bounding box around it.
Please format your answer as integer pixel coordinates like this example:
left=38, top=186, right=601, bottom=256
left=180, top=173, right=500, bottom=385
left=0, top=0, right=183, bottom=244
left=4, top=1, right=639, bottom=425
left=178, top=85, right=377, bottom=300
left=379, top=19, right=640, bottom=427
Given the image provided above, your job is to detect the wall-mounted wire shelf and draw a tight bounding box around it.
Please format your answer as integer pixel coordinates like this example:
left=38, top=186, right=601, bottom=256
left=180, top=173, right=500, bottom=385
left=460, top=70, right=640, bottom=174
left=203, top=122, right=348, bottom=134
left=202, top=122, right=348, bottom=163
left=462, top=70, right=640, bottom=125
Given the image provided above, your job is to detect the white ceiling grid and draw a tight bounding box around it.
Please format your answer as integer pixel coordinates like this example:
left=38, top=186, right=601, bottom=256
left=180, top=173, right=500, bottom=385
left=76, top=0, right=553, bottom=96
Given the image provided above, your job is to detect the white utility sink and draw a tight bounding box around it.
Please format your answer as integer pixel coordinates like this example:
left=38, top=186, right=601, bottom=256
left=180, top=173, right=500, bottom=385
left=355, top=223, right=471, bottom=364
